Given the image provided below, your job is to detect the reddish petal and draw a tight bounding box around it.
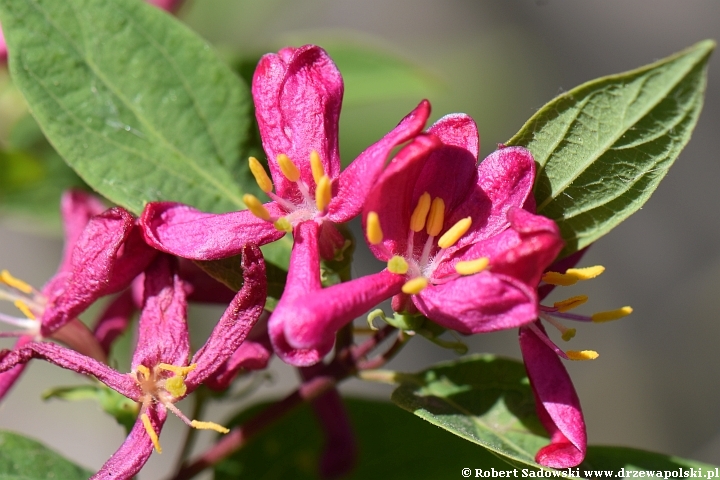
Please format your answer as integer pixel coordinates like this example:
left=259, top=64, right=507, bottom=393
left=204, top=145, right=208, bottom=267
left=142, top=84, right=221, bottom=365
left=140, top=201, right=285, bottom=260
left=414, top=272, right=538, bottom=333
left=328, top=100, right=432, bottom=222
left=91, top=406, right=166, bottom=480
left=362, top=134, right=442, bottom=261
left=205, top=335, right=272, bottom=391
left=58, top=189, right=106, bottom=274
left=188, top=244, right=267, bottom=388
left=0, top=342, right=140, bottom=399
left=253, top=45, right=343, bottom=199
left=0, top=335, right=32, bottom=401
left=132, top=256, right=190, bottom=369
left=93, top=289, right=137, bottom=356
left=519, top=323, right=586, bottom=468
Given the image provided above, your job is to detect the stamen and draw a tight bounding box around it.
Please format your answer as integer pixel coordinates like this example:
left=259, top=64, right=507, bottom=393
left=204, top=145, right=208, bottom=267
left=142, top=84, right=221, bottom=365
left=164, top=375, right=188, bottom=398
left=248, top=157, right=273, bottom=193
left=157, top=363, right=197, bottom=376
left=141, top=413, right=162, bottom=453
left=190, top=420, right=230, bottom=434
left=13, top=300, right=35, bottom=320
left=410, top=192, right=432, bottom=232
left=554, top=295, right=589, bottom=313
left=310, top=150, right=325, bottom=185
left=136, top=365, right=151, bottom=378
left=402, top=277, right=428, bottom=295
left=566, top=350, right=599, bottom=361
left=273, top=218, right=293, bottom=233
left=541, top=313, right=576, bottom=341
left=242, top=194, right=271, bottom=221
left=366, top=212, right=383, bottom=245
left=592, top=306, right=633, bottom=323
left=0, top=270, right=33, bottom=294
left=426, top=197, right=445, bottom=237
left=315, top=175, right=332, bottom=211
left=455, top=257, right=489, bottom=276
left=437, top=217, right=472, bottom=249
left=277, top=154, right=301, bottom=182
left=542, top=265, right=605, bottom=286
left=387, top=256, right=409, bottom=275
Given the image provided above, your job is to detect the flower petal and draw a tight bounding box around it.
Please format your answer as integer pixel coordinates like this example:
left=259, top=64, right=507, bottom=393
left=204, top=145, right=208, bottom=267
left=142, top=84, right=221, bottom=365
left=188, top=244, right=266, bottom=388
left=58, top=189, right=106, bottom=274
left=253, top=45, right=343, bottom=199
left=132, top=255, right=190, bottom=369
left=93, top=289, right=137, bottom=356
left=414, top=271, right=538, bottom=333
left=204, top=337, right=272, bottom=391
left=91, top=406, right=166, bottom=480
left=0, top=335, right=32, bottom=401
left=140, top=201, right=285, bottom=260
left=328, top=100, right=432, bottom=222
left=519, top=322, right=586, bottom=468
left=362, top=134, right=442, bottom=261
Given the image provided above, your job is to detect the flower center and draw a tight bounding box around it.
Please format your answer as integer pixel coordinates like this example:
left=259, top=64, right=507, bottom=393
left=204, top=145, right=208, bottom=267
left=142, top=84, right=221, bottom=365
left=242, top=151, right=332, bottom=232
left=367, top=192, right=488, bottom=295
left=0, top=270, right=44, bottom=338
left=132, top=363, right=229, bottom=453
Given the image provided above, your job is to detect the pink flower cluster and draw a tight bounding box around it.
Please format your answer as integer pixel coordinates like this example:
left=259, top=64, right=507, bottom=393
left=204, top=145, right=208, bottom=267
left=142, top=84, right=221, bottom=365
left=0, top=43, right=629, bottom=477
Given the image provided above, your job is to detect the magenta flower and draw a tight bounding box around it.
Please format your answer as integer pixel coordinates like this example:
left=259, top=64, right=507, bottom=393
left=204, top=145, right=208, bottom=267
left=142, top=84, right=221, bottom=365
left=268, top=115, right=564, bottom=364
left=0, top=190, right=156, bottom=399
left=0, top=246, right=266, bottom=479
left=141, top=45, right=431, bottom=264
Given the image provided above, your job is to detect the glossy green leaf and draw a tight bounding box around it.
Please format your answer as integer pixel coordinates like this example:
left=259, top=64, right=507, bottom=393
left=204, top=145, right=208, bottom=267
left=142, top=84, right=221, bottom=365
left=507, top=40, right=714, bottom=257
left=0, top=430, right=93, bottom=479
left=215, top=397, right=514, bottom=480
left=0, top=0, right=255, bottom=215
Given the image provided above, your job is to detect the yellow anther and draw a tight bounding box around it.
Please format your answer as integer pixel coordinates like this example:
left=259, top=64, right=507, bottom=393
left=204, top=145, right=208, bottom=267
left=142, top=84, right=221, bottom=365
left=426, top=197, right=445, bottom=237
left=366, top=212, right=383, bottom=245
left=135, top=365, right=151, bottom=378
left=242, top=194, right=271, bottom=221
left=561, top=328, right=577, bottom=342
left=191, top=420, right=230, bottom=434
left=157, top=363, right=196, bottom=376
left=402, top=277, right=429, bottom=295
left=566, top=350, right=599, bottom=361
left=591, top=306, right=633, bottom=323
left=315, top=175, right=332, bottom=211
left=248, top=157, right=274, bottom=193
left=165, top=375, right=188, bottom=398
left=387, top=256, right=409, bottom=275
left=310, top=150, right=325, bottom=185
left=455, top=257, right=489, bottom=276
left=554, top=295, right=589, bottom=313
left=410, top=192, right=432, bottom=233
left=273, top=217, right=293, bottom=233
left=141, top=413, right=162, bottom=453
left=277, top=154, right=301, bottom=182
left=542, top=265, right=605, bottom=286
left=1, top=270, right=33, bottom=294
left=13, top=300, right=35, bottom=320
left=438, top=217, right=472, bottom=249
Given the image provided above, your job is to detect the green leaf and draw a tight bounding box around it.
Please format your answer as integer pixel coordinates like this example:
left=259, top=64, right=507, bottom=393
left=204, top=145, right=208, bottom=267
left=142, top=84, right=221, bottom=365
left=0, top=0, right=256, bottom=215
left=583, top=446, right=718, bottom=474
left=507, top=40, right=715, bottom=257
left=0, top=430, right=93, bottom=479
left=215, top=397, right=514, bottom=480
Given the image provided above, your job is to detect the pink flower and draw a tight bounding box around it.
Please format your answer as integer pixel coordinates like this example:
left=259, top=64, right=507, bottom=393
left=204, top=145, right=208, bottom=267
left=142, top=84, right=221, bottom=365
left=268, top=115, right=564, bottom=365
left=0, top=190, right=156, bottom=399
left=141, top=45, right=430, bottom=263
left=0, top=246, right=266, bottom=479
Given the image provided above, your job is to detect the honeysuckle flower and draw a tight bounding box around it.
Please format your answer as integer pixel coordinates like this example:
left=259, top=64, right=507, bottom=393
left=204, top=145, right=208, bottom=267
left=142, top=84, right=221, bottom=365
left=140, top=45, right=431, bottom=265
left=0, top=246, right=266, bottom=479
left=0, top=190, right=156, bottom=399
left=269, top=115, right=564, bottom=365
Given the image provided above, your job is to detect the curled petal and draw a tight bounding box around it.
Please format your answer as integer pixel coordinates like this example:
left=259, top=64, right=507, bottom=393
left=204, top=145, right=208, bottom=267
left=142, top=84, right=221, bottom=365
left=93, top=289, right=137, bottom=356
left=204, top=338, right=273, bottom=391
left=132, top=255, right=190, bottom=369
left=519, top=322, right=586, bottom=468
left=58, top=189, right=106, bottom=273
left=140, top=201, right=285, bottom=260
left=91, top=406, right=166, bottom=480
left=329, top=99, right=432, bottom=222
left=253, top=45, right=343, bottom=198
left=188, top=244, right=267, bottom=388
left=0, top=335, right=33, bottom=401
